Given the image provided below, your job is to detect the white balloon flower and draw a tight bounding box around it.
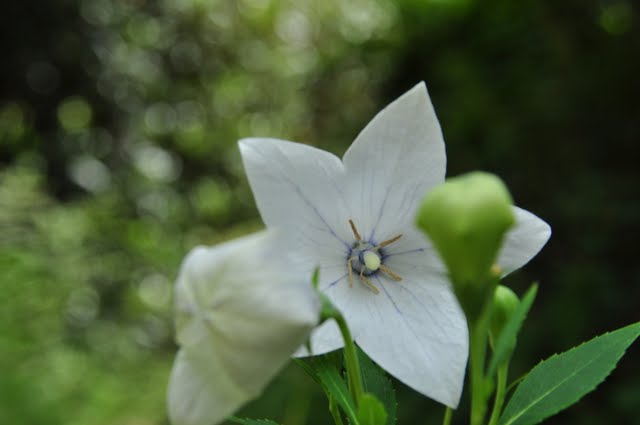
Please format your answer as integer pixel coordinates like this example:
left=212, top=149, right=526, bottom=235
left=238, top=82, right=551, bottom=408
left=167, top=231, right=321, bottom=425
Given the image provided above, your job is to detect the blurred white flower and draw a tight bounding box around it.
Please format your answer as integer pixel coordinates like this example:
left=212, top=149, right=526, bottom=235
left=239, top=82, right=550, bottom=407
left=167, top=231, right=321, bottom=425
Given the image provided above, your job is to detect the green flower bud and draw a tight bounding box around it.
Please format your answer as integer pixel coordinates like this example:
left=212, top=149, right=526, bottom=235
left=490, top=285, right=520, bottom=342
left=416, top=172, right=516, bottom=318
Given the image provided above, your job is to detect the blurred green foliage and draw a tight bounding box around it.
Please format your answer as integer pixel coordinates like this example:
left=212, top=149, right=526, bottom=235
left=1, top=0, right=638, bottom=424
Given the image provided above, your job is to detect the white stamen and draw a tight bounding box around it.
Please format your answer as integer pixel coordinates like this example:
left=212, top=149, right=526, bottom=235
left=363, top=250, right=381, bottom=271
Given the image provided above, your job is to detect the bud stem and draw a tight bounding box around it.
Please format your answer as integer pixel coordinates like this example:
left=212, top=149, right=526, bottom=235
left=442, top=407, right=453, bottom=425
left=468, top=277, right=498, bottom=425
left=487, top=362, right=509, bottom=425
left=470, top=309, right=491, bottom=425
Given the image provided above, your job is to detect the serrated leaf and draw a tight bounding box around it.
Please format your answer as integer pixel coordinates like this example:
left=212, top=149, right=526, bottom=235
left=309, top=354, right=359, bottom=425
left=357, top=393, right=388, bottom=425
left=499, top=321, right=640, bottom=425
left=228, top=417, right=281, bottom=425
left=488, top=284, right=538, bottom=376
left=357, top=346, right=397, bottom=425
left=293, top=350, right=343, bottom=386
left=292, top=357, right=320, bottom=385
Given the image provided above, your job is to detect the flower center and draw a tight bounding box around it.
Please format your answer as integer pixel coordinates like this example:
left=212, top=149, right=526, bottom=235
left=346, top=219, right=403, bottom=294
left=348, top=241, right=381, bottom=276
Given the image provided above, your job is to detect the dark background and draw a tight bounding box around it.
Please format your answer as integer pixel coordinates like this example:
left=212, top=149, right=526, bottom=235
left=1, top=0, right=638, bottom=424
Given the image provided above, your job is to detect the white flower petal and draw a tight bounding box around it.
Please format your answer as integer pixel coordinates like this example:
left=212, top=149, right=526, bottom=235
left=354, top=270, right=468, bottom=408
left=342, top=82, right=446, bottom=240
left=343, top=260, right=468, bottom=408
left=294, top=319, right=344, bottom=357
left=169, top=231, right=320, bottom=425
left=381, top=224, right=447, bottom=277
left=297, top=219, right=459, bottom=372
left=239, top=137, right=352, bottom=265
left=299, top=223, right=467, bottom=405
left=168, top=348, right=244, bottom=425
left=498, top=207, right=551, bottom=275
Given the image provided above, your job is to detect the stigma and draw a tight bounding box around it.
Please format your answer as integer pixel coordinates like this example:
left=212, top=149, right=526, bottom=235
left=347, top=219, right=403, bottom=294
left=363, top=251, right=381, bottom=271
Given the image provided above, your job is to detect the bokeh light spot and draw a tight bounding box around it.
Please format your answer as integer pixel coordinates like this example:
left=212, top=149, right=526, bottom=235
left=138, top=274, right=171, bottom=310
left=599, top=2, right=633, bottom=35
left=144, top=102, right=176, bottom=134
left=131, top=144, right=181, bottom=182
left=68, top=155, right=111, bottom=193
left=57, top=97, right=93, bottom=132
left=0, top=103, right=26, bottom=141
left=66, top=287, right=100, bottom=325
left=80, top=0, right=114, bottom=26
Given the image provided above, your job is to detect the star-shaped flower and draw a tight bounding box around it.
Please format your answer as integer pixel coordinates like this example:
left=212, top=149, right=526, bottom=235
left=167, top=231, right=321, bottom=425
left=239, top=82, right=551, bottom=407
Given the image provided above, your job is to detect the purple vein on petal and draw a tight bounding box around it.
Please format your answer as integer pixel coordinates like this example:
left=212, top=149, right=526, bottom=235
left=321, top=273, right=348, bottom=291
left=280, top=173, right=350, bottom=249
left=368, top=185, right=392, bottom=241
left=375, top=275, right=426, bottom=349
left=298, top=226, right=349, bottom=254
left=251, top=141, right=350, bottom=249
left=375, top=275, right=402, bottom=314
left=383, top=247, right=426, bottom=258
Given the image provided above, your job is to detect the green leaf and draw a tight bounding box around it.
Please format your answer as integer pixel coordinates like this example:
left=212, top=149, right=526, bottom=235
left=228, top=417, right=281, bottom=425
left=357, top=346, right=397, bottom=425
left=293, top=350, right=342, bottom=386
left=357, top=393, right=388, bottom=425
left=311, top=266, right=320, bottom=288
left=499, top=321, right=640, bottom=425
left=488, top=284, right=538, bottom=376
left=307, top=354, right=359, bottom=425
left=315, top=366, right=358, bottom=424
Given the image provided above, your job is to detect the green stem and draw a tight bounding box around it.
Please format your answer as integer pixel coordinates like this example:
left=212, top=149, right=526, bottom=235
left=469, top=326, right=486, bottom=425
left=318, top=293, right=365, bottom=410
left=469, top=303, right=493, bottom=425
left=442, top=407, right=453, bottom=425
left=487, top=363, right=509, bottom=425
left=334, top=311, right=365, bottom=406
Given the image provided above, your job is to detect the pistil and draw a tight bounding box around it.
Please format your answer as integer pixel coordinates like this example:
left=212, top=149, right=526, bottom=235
left=347, top=219, right=404, bottom=293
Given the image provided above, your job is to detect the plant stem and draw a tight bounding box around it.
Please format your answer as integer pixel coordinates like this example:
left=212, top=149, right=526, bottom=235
left=487, top=363, right=509, bottom=425
left=334, top=311, right=365, bottom=406
left=469, top=326, right=485, bottom=425
left=442, top=407, right=453, bottom=425
left=318, top=293, right=365, bottom=409
left=469, top=304, right=492, bottom=425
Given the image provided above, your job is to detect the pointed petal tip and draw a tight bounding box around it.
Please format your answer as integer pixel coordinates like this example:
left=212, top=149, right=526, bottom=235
left=412, top=80, right=427, bottom=92
left=442, top=385, right=463, bottom=409
left=498, top=207, right=552, bottom=275
left=542, top=217, right=552, bottom=237
left=520, top=206, right=552, bottom=250
left=237, top=137, right=262, bottom=151
left=397, top=81, right=429, bottom=103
